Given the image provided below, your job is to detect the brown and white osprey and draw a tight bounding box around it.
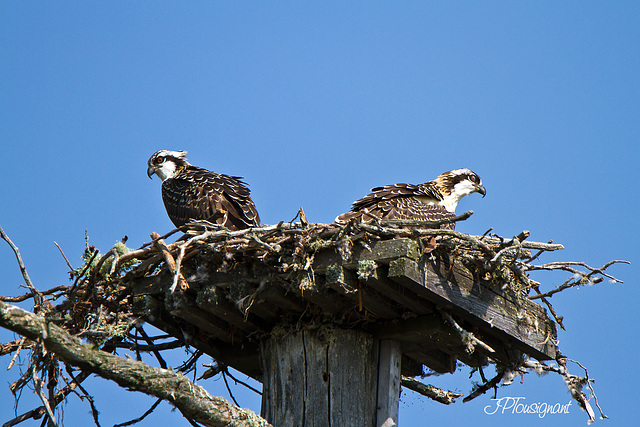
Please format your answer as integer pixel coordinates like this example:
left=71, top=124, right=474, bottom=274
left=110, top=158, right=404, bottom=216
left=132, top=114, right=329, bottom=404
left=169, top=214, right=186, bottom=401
left=335, top=168, right=485, bottom=229
left=147, top=150, right=260, bottom=230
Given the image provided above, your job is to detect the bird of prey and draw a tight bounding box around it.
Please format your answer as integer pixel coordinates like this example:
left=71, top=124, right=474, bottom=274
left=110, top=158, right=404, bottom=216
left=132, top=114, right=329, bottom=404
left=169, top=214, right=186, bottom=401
left=334, top=168, right=485, bottom=229
left=147, top=150, right=260, bottom=230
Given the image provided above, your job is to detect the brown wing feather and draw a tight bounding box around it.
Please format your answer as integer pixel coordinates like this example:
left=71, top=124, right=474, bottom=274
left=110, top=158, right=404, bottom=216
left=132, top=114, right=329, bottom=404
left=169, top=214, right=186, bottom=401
left=335, top=182, right=455, bottom=229
left=161, top=166, right=260, bottom=230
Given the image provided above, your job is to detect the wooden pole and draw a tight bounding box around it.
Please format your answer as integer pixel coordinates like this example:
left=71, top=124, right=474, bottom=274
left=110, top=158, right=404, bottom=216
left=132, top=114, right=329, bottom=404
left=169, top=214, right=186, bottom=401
left=376, top=340, right=401, bottom=427
left=260, top=329, right=400, bottom=427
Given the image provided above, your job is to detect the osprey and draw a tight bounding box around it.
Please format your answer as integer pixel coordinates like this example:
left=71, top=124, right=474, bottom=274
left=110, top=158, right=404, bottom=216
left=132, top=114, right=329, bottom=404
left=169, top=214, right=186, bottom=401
left=147, top=150, right=260, bottom=230
left=334, top=168, right=485, bottom=229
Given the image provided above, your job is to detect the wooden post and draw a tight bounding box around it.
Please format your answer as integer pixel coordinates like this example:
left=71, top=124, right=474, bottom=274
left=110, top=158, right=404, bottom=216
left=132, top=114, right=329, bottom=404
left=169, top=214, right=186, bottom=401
left=260, top=329, right=401, bottom=427
left=376, top=340, right=401, bottom=427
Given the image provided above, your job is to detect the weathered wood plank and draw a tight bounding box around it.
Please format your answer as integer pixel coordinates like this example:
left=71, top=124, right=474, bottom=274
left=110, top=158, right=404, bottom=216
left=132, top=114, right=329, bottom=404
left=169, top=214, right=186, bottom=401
left=287, top=275, right=350, bottom=315
left=261, top=329, right=379, bottom=427
left=387, top=257, right=556, bottom=360
left=326, top=264, right=401, bottom=319
left=327, top=329, right=378, bottom=427
left=302, top=332, right=331, bottom=425
left=313, top=238, right=420, bottom=273
left=261, top=332, right=306, bottom=426
left=166, top=292, right=238, bottom=343
left=405, top=349, right=456, bottom=374
left=376, top=340, right=401, bottom=427
left=196, top=287, right=261, bottom=334
left=359, top=263, right=434, bottom=316
left=133, top=294, right=261, bottom=378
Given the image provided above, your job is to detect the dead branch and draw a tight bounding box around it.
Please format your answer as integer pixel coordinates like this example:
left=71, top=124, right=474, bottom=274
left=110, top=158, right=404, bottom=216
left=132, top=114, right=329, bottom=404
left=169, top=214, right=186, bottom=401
left=400, top=376, right=462, bottom=404
left=524, top=357, right=602, bottom=422
left=440, top=311, right=495, bottom=354
left=0, top=226, right=42, bottom=307
left=0, top=300, right=271, bottom=427
left=114, top=398, right=162, bottom=427
left=462, top=371, right=503, bottom=402
left=150, top=232, right=189, bottom=293
left=53, top=241, right=74, bottom=272
left=528, top=260, right=628, bottom=300
left=0, top=286, right=70, bottom=303
left=29, top=349, right=58, bottom=427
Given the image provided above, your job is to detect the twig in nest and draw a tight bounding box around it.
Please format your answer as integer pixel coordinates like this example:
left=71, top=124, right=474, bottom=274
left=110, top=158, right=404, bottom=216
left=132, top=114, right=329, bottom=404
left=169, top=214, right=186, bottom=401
left=0, top=225, right=42, bottom=307
left=30, top=350, right=58, bottom=427
left=73, top=376, right=102, bottom=427
left=528, top=260, right=628, bottom=300
left=463, top=370, right=503, bottom=402
left=524, top=357, right=602, bottom=422
left=224, top=367, right=262, bottom=395
left=440, top=311, right=495, bottom=354
left=7, top=337, right=26, bottom=370
left=289, top=207, right=309, bottom=226
left=566, top=358, right=606, bottom=421
left=134, top=325, right=168, bottom=369
left=0, top=285, right=70, bottom=303
left=221, top=368, right=240, bottom=407
left=114, top=398, right=162, bottom=427
left=150, top=232, right=188, bottom=293
left=54, top=241, right=74, bottom=272
left=401, top=376, right=462, bottom=404
left=356, top=223, right=496, bottom=256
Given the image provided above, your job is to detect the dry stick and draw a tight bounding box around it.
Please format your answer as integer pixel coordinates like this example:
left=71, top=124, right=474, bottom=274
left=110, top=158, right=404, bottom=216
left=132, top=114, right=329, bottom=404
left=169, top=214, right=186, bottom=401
left=7, top=337, right=26, bottom=370
left=478, top=235, right=564, bottom=251
left=463, top=371, right=503, bottom=403
left=525, top=358, right=599, bottom=422
left=30, top=353, right=58, bottom=427
left=528, top=260, right=628, bottom=300
left=0, top=225, right=42, bottom=306
left=224, top=368, right=262, bottom=395
left=440, top=311, right=496, bottom=354
left=221, top=369, right=240, bottom=407
left=134, top=325, right=168, bottom=369
left=6, top=367, right=91, bottom=425
left=73, top=378, right=102, bottom=427
left=566, top=358, right=607, bottom=421
left=400, top=376, right=462, bottom=405
left=530, top=283, right=565, bottom=330
left=1, top=337, right=33, bottom=357
left=138, top=226, right=183, bottom=249
left=53, top=242, right=74, bottom=272
left=114, top=398, right=163, bottom=427
left=150, top=232, right=188, bottom=293
left=0, top=286, right=70, bottom=303
left=0, top=300, right=271, bottom=427
left=356, top=222, right=496, bottom=256
left=115, top=340, right=184, bottom=352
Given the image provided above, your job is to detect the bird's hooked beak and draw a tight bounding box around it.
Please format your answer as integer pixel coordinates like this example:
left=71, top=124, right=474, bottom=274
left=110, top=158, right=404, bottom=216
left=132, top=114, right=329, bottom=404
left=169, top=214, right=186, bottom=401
left=147, top=165, right=156, bottom=179
left=477, top=184, right=486, bottom=198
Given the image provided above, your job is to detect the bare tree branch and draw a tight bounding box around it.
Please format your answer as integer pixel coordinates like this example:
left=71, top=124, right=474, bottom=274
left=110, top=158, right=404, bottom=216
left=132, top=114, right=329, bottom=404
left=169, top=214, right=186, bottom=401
left=0, top=301, right=271, bottom=427
left=0, top=226, right=42, bottom=307
left=400, top=376, right=462, bottom=405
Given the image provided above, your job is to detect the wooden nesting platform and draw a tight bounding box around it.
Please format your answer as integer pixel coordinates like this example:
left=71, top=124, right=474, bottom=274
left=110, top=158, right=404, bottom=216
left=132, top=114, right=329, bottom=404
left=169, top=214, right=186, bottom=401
left=131, top=235, right=557, bottom=380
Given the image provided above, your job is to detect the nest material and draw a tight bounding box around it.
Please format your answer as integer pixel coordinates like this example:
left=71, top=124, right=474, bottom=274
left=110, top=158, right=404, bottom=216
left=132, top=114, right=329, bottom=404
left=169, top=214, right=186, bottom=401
left=2, top=214, right=624, bottom=424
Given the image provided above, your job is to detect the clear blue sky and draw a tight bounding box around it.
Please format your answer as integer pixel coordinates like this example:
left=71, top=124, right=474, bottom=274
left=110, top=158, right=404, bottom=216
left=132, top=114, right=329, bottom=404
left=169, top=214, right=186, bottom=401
left=1, top=2, right=638, bottom=426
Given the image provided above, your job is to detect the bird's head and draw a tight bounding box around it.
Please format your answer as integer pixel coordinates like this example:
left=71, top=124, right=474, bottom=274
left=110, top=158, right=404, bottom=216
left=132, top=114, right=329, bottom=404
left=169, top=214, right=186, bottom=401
left=436, top=168, right=486, bottom=211
left=147, top=150, right=190, bottom=181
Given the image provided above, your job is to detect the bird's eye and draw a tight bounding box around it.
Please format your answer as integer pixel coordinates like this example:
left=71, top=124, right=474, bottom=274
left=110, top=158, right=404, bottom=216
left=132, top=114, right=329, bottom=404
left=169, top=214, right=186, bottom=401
left=468, top=175, right=477, bottom=183
left=155, top=156, right=165, bottom=165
